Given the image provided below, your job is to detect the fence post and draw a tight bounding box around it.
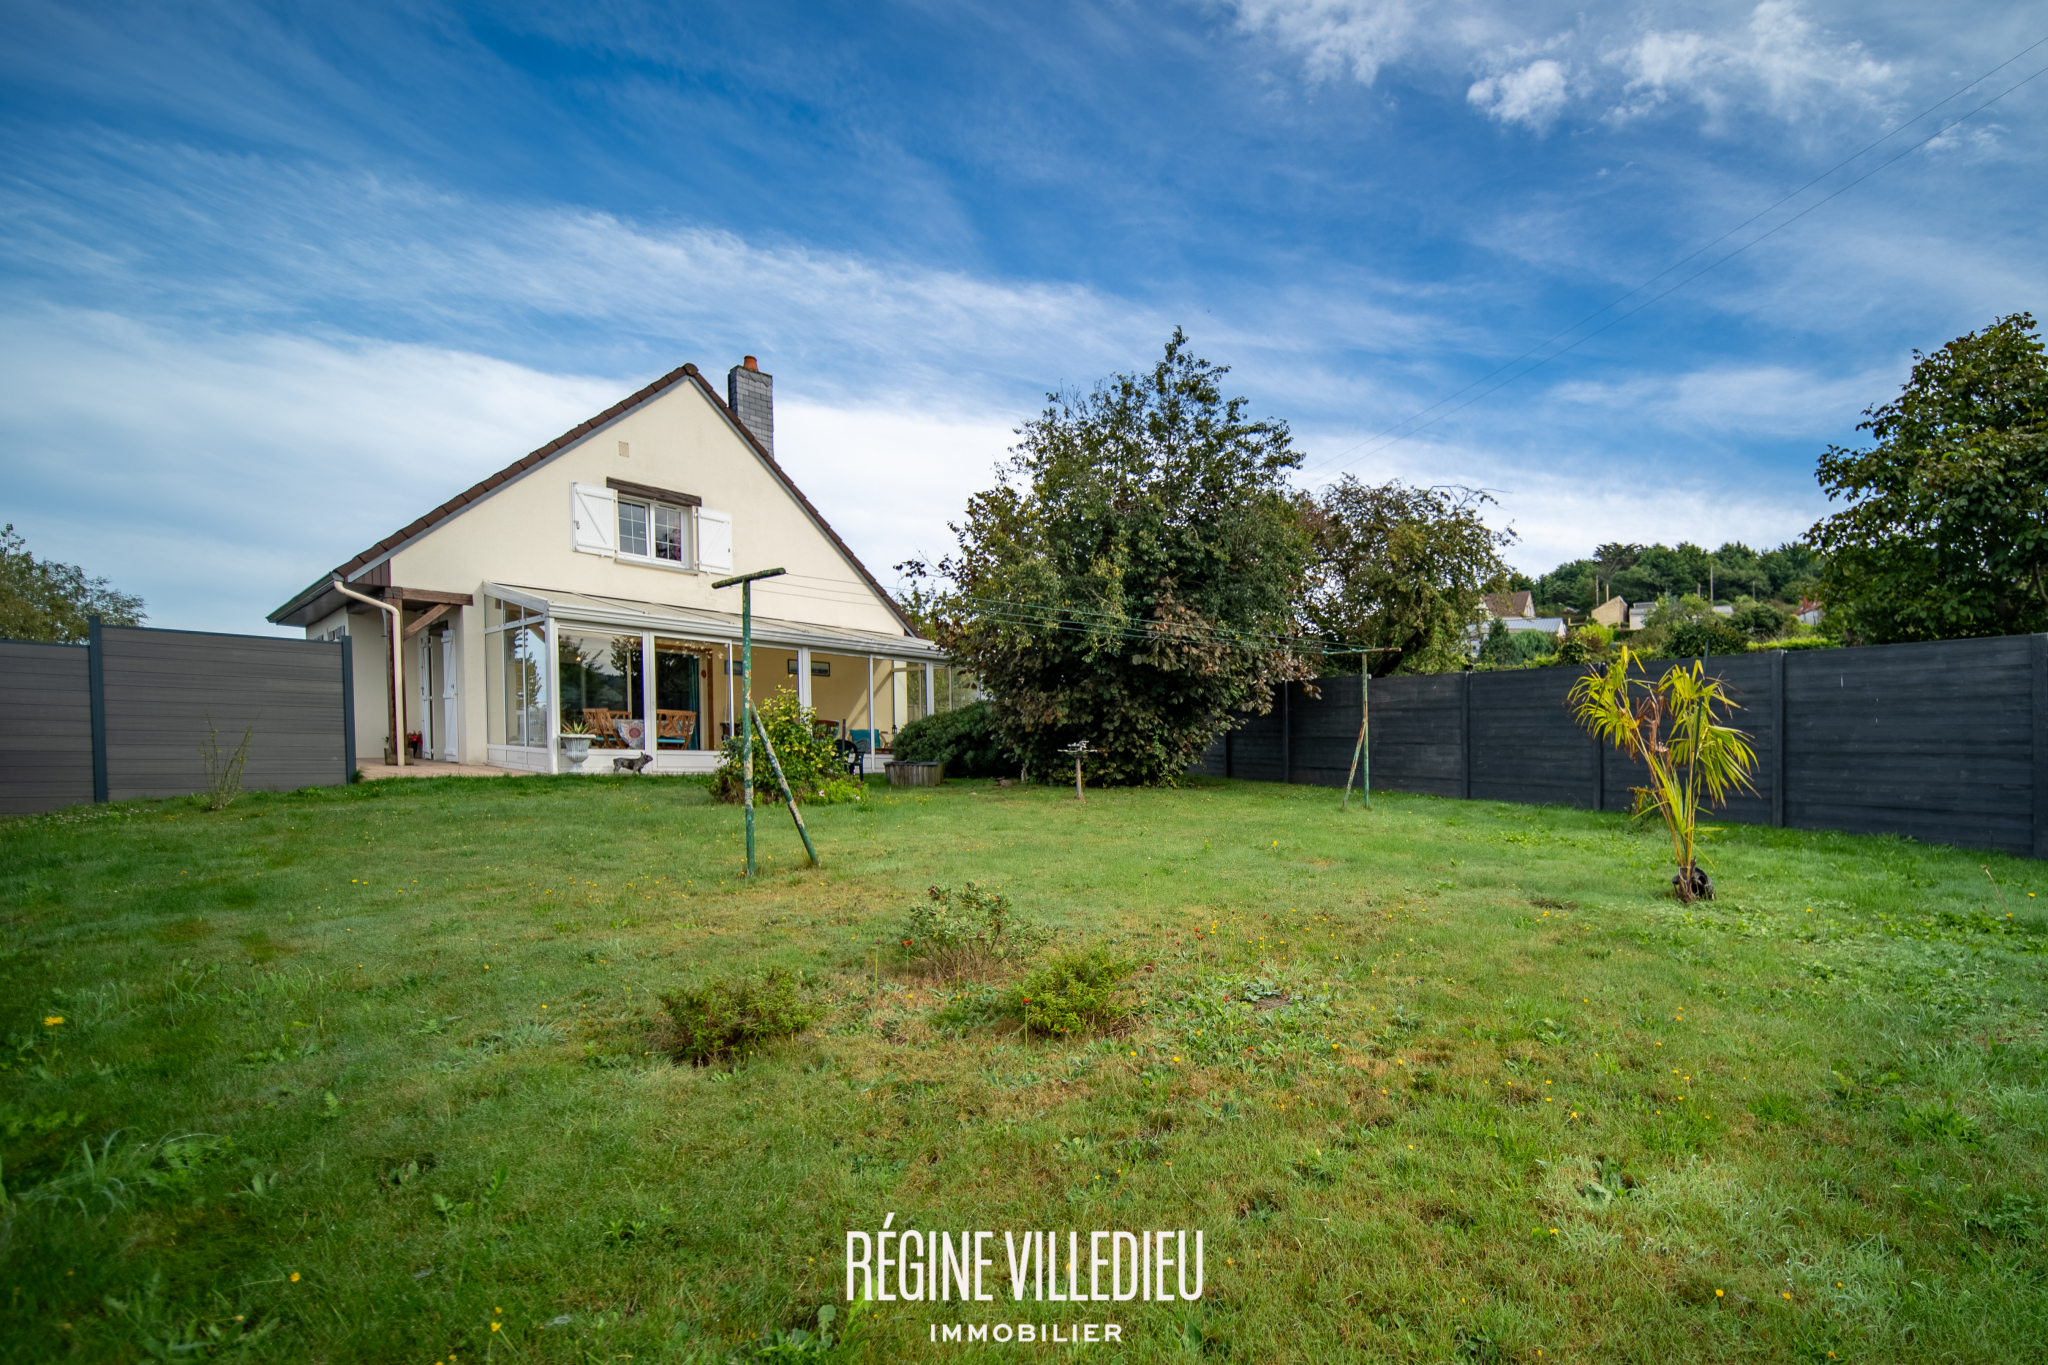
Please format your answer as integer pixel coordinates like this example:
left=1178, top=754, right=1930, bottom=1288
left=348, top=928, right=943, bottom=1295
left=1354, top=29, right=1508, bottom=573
left=1772, top=648, right=1788, bottom=828
left=88, top=615, right=108, bottom=804
left=1460, top=670, right=1472, bottom=800
left=341, top=634, right=358, bottom=782
left=1282, top=681, right=1291, bottom=786
left=2034, top=634, right=2048, bottom=859
left=1590, top=728, right=1603, bottom=812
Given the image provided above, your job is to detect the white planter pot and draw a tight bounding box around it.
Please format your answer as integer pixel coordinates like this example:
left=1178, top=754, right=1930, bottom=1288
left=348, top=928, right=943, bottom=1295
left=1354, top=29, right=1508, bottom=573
left=559, top=735, right=593, bottom=764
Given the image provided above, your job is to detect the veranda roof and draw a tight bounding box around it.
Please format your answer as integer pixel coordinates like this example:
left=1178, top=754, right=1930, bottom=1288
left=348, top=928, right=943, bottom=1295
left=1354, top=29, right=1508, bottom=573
left=487, top=583, right=945, bottom=661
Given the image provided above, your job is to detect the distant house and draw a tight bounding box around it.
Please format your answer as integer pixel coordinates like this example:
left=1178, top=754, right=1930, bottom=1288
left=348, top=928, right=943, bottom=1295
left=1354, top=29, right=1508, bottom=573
left=268, top=358, right=943, bottom=774
left=1627, top=602, right=1658, bottom=630
left=1503, top=617, right=1568, bottom=639
left=1483, top=590, right=1535, bottom=620
left=1589, top=595, right=1627, bottom=628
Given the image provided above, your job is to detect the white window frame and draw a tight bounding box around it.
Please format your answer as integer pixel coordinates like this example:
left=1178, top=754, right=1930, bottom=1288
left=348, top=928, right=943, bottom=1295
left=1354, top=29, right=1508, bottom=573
left=614, top=495, right=696, bottom=572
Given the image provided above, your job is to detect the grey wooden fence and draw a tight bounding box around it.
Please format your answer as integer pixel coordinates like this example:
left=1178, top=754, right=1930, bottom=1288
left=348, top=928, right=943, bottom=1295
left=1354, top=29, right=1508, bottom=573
left=0, top=641, right=95, bottom=815
left=1193, top=634, right=2048, bottom=858
left=0, top=623, right=355, bottom=815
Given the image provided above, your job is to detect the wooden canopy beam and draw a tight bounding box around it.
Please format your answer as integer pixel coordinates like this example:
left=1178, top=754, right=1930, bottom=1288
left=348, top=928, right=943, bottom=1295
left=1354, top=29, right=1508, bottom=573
left=402, top=602, right=456, bottom=640
left=382, top=586, right=474, bottom=608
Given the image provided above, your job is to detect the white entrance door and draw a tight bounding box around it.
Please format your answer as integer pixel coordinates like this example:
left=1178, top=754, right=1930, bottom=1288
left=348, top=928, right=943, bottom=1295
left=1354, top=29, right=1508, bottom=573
left=439, top=633, right=459, bottom=760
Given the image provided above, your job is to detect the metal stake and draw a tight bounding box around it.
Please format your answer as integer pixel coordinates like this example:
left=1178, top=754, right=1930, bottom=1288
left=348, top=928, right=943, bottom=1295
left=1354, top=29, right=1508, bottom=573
left=752, top=706, right=820, bottom=866
left=713, top=567, right=787, bottom=877
left=1342, top=670, right=1371, bottom=810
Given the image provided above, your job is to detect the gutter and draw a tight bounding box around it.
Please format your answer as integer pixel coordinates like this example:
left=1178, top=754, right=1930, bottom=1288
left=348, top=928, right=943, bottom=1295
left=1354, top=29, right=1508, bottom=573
left=331, top=578, right=405, bottom=768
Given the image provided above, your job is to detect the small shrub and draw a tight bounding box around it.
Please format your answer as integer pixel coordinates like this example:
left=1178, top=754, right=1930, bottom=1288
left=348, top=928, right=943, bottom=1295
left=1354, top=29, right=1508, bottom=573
left=1014, top=948, right=1135, bottom=1037
left=1730, top=600, right=1793, bottom=640
left=200, top=721, right=253, bottom=811
left=903, top=883, right=1052, bottom=979
left=1478, top=622, right=1556, bottom=668
left=711, top=692, right=853, bottom=805
left=890, top=699, right=1019, bottom=778
left=1666, top=616, right=1752, bottom=657
left=1554, top=624, right=1613, bottom=667
left=661, top=968, right=820, bottom=1064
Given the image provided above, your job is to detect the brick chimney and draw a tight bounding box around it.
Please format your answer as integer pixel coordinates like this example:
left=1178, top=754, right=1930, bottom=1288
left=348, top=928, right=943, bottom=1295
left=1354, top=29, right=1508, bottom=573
left=727, top=355, right=773, bottom=456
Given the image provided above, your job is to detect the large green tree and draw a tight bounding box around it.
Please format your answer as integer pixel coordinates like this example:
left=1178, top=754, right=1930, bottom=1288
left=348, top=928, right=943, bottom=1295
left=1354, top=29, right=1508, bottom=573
left=1811, top=313, right=2048, bottom=643
left=913, top=331, right=1311, bottom=786
left=1298, top=478, right=1514, bottom=676
left=0, top=524, right=145, bottom=642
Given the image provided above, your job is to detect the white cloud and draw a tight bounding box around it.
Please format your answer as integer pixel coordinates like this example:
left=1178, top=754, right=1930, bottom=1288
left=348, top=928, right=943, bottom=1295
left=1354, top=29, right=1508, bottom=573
left=1228, top=0, right=1420, bottom=84
left=2, top=136, right=1177, bottom=414
left=0, top=304, right=1045, bottom=633
left=0, top=308, right=621, bottom=632
left=1545, top=362, right=1892, bottom=435
left=1468, top=59, right=1571, bottom=130
left=1232, top=0, right=1898, bottom=132
left=1297, top=426, right=1826, bottom=572
left=774, top=401, right=1020, bottom=587
left=1606, top=1, right=1895, bottom=127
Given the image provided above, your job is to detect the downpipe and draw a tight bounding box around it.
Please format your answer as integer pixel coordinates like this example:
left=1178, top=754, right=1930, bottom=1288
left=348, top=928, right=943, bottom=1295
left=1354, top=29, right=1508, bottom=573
left=331, top=578, right=405, bottom=767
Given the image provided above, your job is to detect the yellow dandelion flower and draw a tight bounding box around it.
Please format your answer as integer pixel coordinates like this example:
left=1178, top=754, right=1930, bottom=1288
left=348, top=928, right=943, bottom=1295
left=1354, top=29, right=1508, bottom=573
left=44, top=1016, right=63, bottom=1027
left=290, top=1272, right=300, bottom=1282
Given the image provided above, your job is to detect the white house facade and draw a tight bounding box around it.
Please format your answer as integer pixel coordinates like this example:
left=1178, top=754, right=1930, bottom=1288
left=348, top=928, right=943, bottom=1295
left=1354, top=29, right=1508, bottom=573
left=269, top=359, right=946, bottom=774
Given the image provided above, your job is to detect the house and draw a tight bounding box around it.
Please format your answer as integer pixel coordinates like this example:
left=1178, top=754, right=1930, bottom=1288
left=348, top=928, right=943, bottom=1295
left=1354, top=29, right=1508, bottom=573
left=1627, top=601, right=1659, bottom=630
left=1589, top=595, right=1627, bottom=629
left=268, top=358, right=944, bottom=774
left=1483, top=589, right=1535, bottom=620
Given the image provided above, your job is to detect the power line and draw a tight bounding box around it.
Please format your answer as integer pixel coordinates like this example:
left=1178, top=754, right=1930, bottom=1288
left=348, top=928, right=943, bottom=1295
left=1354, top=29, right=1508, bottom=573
left=1297, top=33, right=2048, bottom=481
left=930, top=593, right=1385, bottom=656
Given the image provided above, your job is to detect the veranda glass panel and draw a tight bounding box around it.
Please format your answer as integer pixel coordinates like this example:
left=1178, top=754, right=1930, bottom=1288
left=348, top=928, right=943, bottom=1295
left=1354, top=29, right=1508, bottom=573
left=559, top=632, right=643, bottom=746
left=653, top=638, right=706, bottom=748
left=497, top=620, right=548, bottom=747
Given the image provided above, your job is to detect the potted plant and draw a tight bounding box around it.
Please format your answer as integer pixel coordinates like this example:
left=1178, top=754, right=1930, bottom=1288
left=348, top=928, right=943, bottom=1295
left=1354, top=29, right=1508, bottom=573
left=559, top=718, right=593, bottom=764
left=405, top=729, right=423, bottom=758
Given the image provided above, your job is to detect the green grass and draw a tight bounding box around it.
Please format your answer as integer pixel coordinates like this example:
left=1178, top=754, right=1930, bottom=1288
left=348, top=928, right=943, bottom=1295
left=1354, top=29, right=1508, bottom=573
left=4, top=773, right=2048, bottom=1362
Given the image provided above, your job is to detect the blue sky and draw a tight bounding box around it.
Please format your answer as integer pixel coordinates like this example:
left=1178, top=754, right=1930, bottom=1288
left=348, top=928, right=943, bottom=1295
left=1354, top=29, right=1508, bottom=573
left=3, top=0, right=2044, bottom=630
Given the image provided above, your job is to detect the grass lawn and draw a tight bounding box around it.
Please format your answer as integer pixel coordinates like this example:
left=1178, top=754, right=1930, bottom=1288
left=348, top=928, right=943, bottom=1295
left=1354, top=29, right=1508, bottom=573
left=4, top=773, right=2048, bottom=1363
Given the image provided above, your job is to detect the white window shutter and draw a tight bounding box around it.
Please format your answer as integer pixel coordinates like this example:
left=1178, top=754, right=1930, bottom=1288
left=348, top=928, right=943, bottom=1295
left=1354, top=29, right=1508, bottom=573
left=697, top=508, right=732, bottom=572
left=570, top=482, right=616, bottom=556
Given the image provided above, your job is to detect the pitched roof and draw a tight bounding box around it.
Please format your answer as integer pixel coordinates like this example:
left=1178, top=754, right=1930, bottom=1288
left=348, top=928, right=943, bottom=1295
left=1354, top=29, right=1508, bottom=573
left=268, top=364, right=918, bottom=635
left=1483, top=590, right=1534, bottom=620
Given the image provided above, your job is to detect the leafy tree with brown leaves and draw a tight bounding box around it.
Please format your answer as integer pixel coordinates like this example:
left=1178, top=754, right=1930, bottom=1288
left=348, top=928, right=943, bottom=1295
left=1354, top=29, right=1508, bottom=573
left=1299, top=478, right=1514, bottom=676
left=908, top=331, right=1311, bottom=786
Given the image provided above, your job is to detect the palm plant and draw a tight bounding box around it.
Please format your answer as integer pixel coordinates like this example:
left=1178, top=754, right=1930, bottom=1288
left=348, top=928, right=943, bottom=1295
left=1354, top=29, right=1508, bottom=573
left=1569, top=646, right=1756, bottom=902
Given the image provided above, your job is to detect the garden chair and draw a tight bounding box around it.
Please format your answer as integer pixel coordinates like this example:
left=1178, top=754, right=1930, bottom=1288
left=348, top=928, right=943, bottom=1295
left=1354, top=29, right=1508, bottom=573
left=582, top=708, right=619, bottom=743
left=656, top=710, right=697, bottom=748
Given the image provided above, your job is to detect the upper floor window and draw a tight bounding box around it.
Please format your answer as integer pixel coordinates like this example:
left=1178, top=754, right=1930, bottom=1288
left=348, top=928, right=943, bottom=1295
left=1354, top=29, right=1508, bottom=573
left=618, top=498, right=690, bottom=565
